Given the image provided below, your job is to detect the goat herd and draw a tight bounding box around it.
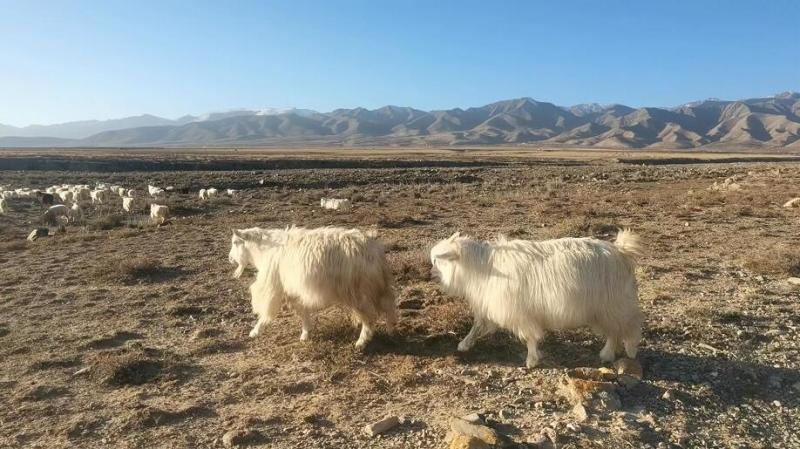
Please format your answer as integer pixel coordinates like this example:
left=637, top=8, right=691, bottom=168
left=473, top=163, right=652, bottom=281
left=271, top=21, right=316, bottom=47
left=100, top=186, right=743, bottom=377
left=0, top=183, right=241, bottom=230
left=3, top=180, right=643, bottom=368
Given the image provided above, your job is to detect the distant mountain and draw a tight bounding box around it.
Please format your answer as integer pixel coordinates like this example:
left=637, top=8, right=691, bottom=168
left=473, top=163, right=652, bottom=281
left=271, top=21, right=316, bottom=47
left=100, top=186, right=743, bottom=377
left=2, top=93, right=798, bottom=149
left=0, top=108, right=317, bottom=140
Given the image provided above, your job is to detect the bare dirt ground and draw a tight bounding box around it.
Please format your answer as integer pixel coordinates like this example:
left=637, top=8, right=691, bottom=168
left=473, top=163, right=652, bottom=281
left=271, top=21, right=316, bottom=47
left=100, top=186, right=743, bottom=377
left=0, top=149, right=798, bottom=448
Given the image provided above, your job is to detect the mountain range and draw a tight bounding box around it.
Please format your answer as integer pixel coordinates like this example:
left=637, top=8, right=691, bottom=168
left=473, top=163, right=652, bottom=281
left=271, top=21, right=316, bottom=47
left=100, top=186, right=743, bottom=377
left=2, top=93, right=799, bottom=149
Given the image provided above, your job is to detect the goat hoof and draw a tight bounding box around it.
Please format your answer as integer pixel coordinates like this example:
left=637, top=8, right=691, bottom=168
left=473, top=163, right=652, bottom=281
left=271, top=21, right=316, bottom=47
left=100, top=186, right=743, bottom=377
left=457, top=341, right=471, bottom=352
left=249, top=329, right=260, bottom=338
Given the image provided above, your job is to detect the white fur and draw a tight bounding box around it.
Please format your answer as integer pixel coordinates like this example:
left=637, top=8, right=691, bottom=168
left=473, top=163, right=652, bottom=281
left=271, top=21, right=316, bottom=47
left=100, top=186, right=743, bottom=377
left=198, top=189, right=208, bottom=200
left=43, top=204, right=70, bottom=223
left=150, top=204, right=169, bottom=224
left=430, top=229, right=643, bottom=368
left=229, top=226, right=397, bottom=347
left=206, top=187, right=218, bottom=198
left=122, top=196, right=137, bottom=212
left=68, top=203, right=82, bottom=222
left=0, top=198, right=6, bottom=214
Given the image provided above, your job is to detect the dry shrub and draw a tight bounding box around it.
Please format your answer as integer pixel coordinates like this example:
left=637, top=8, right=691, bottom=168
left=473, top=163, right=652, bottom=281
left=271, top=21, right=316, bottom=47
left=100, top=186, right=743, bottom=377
left=94, top=257, right=164, bottom=284
left=544, top=216, right=618, bottom=239
left=743, top=246, right=800, bottom=276
left=87, top=214, right=125, bottom=231
left=86, top=347, right=184, bottom=387
left=392, top=249, right=431, bottom=283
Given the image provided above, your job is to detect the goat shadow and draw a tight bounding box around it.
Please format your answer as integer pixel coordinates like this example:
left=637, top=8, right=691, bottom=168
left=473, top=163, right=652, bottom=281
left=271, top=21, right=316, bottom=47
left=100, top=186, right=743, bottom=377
left=368, top=328, right=799, bottom=410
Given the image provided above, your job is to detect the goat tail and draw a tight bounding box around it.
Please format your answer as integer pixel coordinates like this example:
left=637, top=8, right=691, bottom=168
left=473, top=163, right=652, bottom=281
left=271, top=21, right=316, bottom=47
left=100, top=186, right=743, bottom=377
left=614, top=228, right=644, bottom=263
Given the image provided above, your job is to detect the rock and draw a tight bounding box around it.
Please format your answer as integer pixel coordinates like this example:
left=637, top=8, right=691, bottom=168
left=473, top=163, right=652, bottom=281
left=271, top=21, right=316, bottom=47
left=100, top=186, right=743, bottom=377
left=559, top=368, right=621, bottom=411
left=783, top=198, right=800, bottom=208
left=613, top=358, right=643, bottom=379
left=661, top=389, right=674, bottom=400
left=618, top=374, right=640, bottom=389
left=364, top=415, right=400, bottom=437
left=571, top=403, right=588, bottom=422
left=221, top=429, right=262, bottom=448
left=498, top=409, right=514, bottom=420
left=27, top=228, right=49, bottom=241
left=72, top=367, right=91, bottom=376
left=450, top=434, right=490, bottom=449
left=460, top=413, right=484, bottom=424
left=449, top=417, right=499, bottom=445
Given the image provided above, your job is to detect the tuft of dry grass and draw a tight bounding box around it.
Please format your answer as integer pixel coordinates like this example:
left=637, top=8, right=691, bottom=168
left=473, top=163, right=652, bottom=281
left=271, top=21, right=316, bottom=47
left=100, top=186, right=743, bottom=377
left=743, top=246, right=800, bottom=277
left=94, top=257, right=165, bottom=284
left=87, top=214, right=126, bottom=231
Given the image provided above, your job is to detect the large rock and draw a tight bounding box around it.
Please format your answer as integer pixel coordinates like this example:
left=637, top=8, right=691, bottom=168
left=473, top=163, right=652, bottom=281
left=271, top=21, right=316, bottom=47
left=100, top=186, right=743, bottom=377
left=449, top=417, right=499, bottom=445
left=363, top=415, right=400, bottom=437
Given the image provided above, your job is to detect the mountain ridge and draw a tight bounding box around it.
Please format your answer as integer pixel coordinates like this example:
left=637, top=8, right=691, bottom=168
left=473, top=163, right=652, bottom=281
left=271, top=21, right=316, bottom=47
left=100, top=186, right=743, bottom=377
left=1, top=93, right=798, bottom=149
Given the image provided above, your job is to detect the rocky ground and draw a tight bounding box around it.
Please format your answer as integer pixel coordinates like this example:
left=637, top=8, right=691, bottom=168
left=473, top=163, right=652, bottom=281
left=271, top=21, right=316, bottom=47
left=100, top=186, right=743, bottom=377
left=0, top=151, right=798, bottom=448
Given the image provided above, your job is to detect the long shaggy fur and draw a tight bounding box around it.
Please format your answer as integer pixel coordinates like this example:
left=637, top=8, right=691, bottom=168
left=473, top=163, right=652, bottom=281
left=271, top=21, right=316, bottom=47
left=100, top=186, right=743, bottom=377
left=230, top=226, right=397, bottom=347
left=430, top=229, right=643, bottom=367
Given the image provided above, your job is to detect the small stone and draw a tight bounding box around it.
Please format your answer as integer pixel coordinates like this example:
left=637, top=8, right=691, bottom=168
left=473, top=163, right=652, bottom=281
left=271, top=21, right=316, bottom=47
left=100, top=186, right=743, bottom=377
left=72, top=367, right=91, bottom=376
left=222, top=429, right=261, bottom=448
left=460, top=413, right=483, bottom=424
left=783, top=198, right=800, bottom=208
left=498, top=409, right=514, bottom=420
left=618, top=374, right=640, bottom=389
left=565, top=423, right=580, bottom=432
left=772, top=400, right=782, bottom=408
left=364, top=415, right=400, bottom=437
left=787, top=277, right=800, bottom=286
left=661, top=389, right=674, bottom=400
left=613, top=358, right=643, bottom=379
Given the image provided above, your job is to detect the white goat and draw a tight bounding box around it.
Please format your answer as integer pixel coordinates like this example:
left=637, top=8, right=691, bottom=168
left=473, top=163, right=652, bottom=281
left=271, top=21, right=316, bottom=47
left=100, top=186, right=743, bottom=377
left=198, top=189, right=208, bottom=200
left=320, top=198, right=351, bottom=211
left=430, top=229, right=643, bottom=368
left=150, top=204, right=169, bottom=224
left=43, top=204, right=70, bottom=224
left=68, top=203, right=82, bottom=223
left=0, top=198, right=6, bottom=214
left=229, top=226, right=397, bottom=347
left=226, top=189, right=239, bottom=196
left=206, top=187, right=218, bottom=198
left=122, top=197, right=137, bottom=212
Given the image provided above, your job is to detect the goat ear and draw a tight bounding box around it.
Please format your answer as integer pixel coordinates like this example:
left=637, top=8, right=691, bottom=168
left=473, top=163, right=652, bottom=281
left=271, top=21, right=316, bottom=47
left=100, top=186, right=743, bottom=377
left=447, top=231, right=461, bottom=241
left=232, top=229, right=245, bottom=240
left=435, top=250, right=460, bottom=261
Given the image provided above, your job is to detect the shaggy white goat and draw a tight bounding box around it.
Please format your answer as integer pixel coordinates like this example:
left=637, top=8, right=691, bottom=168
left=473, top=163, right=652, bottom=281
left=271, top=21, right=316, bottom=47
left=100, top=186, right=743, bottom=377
left=122, top=197, right=137, bottom=212
left=320, top=198, right=351, bottom=211
left=43, top=204, right=70, bottom=224
left=430, top=229, right=643, bottom=368
left=150, top=204, right=169, bottom=224
left=0, top=198, right=6, bottom=214
left=198, top=189, right=208, bottom=200
left=229, top=226, right=397, bottom=347
left=68, top=203, right=82, bottom=222
left=206, top=187, right=218, bottom=198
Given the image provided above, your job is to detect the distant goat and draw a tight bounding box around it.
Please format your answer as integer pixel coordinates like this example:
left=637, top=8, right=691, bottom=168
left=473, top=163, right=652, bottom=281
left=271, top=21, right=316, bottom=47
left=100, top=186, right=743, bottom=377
left=150, top=204, right=169, bottom=224
left=430, top=229, right=643, bottom=368
left=229, top=226, right=396, bottom=347
left=0, top=198, right=7, bottom=214
left=320, top=198, right=351, bottom=211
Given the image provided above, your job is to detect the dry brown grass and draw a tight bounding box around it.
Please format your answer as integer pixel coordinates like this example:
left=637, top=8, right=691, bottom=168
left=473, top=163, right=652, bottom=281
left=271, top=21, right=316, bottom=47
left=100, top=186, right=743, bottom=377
left=743, top=245, right=800, bottom=276
left=94, top=257, right=165, bottom=284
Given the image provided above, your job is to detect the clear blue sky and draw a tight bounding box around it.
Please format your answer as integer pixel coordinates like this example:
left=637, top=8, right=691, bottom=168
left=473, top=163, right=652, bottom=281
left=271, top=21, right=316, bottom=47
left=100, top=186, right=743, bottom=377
left=1, top=0, right=797, bottom=126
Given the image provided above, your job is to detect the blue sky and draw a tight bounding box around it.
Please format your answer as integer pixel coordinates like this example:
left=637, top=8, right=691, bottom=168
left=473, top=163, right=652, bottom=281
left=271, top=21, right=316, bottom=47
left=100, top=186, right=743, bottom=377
left=0, top=0, right=797, bottom=126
